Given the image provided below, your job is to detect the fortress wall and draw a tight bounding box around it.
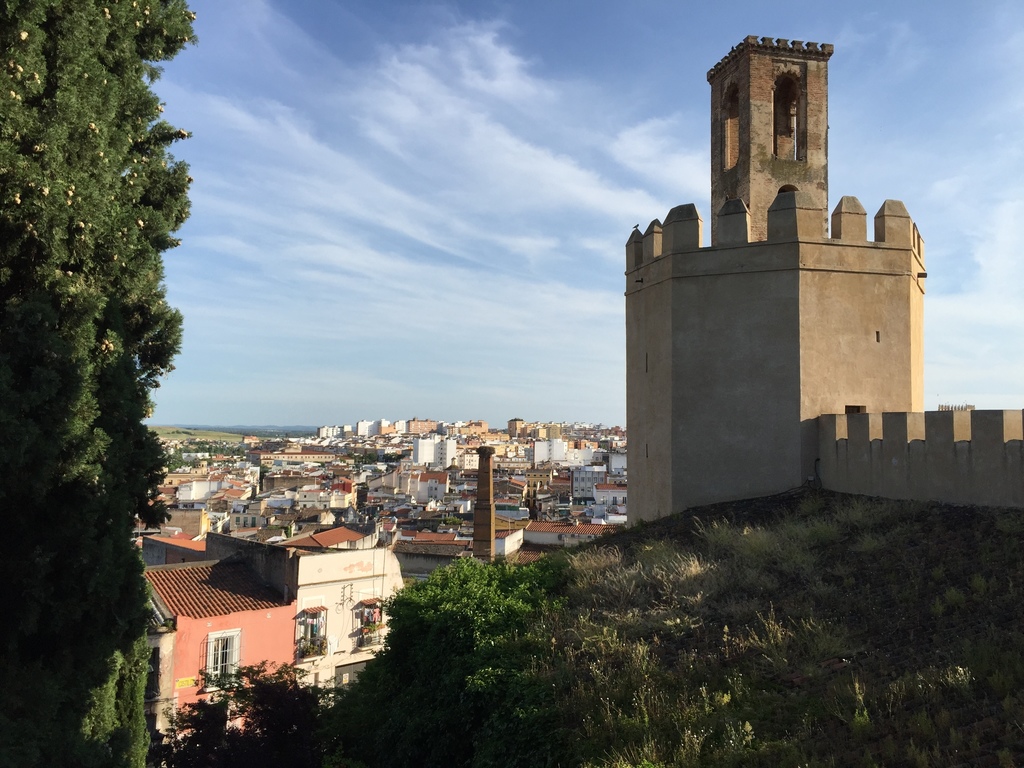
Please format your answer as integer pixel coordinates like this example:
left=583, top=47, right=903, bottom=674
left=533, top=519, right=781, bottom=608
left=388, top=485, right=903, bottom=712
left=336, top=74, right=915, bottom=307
left=819, top=410, right=1024, bottom=507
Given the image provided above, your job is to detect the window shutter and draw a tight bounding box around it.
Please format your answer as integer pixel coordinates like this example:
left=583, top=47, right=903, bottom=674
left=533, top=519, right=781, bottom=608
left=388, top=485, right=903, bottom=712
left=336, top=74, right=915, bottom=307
left=232, top=632, right=241, bottom=671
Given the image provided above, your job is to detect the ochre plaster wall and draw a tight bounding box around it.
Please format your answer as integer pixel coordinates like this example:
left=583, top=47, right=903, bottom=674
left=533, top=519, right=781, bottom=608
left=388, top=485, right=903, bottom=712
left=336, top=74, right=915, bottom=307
left=626, top=193, right=925, bottom=521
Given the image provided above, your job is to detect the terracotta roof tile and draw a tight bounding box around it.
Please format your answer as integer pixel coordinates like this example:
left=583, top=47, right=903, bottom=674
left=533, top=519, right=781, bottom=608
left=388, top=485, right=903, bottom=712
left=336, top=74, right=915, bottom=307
left=411, top=531, right=457, bottom=541
left=526, top=521, right=619, bottom=536
left=145, top=561, right=288, bottom=619
left=506, top=544, right=556, bottom=564
left=150, top=535, right=207, bottom=553
left=284, top=525, right=365, bottom=548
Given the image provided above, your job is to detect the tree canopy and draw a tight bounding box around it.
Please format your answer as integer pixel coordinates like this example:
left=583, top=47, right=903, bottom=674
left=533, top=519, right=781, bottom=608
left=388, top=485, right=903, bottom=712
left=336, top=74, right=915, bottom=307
left=156, top=664, right=325, bottom=768
left=324, top=556, right=570, bottom=768
left=0, top=1, right=193, bottom=764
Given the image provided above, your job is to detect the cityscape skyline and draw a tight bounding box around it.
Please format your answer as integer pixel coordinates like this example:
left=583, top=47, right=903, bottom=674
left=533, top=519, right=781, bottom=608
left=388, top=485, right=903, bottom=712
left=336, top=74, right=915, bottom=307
left=149, top=0, right=1024, bottom=427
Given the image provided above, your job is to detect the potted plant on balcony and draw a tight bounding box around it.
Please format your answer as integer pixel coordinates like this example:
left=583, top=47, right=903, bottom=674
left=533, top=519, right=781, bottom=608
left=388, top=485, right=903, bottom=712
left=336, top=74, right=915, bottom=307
left=297, top=635, right=327, bottom=658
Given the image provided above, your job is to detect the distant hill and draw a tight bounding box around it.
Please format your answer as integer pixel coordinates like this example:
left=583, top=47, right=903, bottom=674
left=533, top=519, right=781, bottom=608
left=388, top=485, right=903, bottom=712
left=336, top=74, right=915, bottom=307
left=149, top=425, right=316, bottom=440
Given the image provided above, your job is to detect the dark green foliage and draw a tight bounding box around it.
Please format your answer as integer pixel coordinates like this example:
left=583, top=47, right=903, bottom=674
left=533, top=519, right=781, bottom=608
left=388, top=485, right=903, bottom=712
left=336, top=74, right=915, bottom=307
left=157, top=664, right=325, bottom=768
left=324, top=556, right=570, bottom=768
left=0, top=1, right=192, bottom=765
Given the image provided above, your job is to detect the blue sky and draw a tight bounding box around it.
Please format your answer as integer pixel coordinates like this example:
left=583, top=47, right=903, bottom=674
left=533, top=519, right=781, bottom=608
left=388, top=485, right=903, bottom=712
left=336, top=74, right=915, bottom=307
left=148, top=0, right=1024, bottom=427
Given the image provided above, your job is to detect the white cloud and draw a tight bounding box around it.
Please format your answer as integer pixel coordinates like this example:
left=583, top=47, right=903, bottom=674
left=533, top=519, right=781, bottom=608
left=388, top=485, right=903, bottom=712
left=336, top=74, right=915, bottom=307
left=149, top=0, right=1024, bottom=425
left=609, top=117, right=708, bottom=203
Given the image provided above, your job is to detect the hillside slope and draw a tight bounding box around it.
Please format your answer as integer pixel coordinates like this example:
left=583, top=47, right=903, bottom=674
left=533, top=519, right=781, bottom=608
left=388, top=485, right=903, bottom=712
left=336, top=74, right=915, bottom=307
left=552, top=489, right=1024, bottom=767
left=332, top=489, right=1024, bottom=767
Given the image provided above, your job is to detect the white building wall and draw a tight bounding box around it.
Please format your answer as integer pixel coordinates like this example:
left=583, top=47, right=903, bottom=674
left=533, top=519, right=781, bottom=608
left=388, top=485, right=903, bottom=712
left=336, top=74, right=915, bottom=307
left=412, top=437, right=437, bottom=466
left=534, top=439, right=570, bottom=466
left=294, top=548, right=403, bottom=686
left=434, top=439, right=458, bottom=469
left=495, top=528, right=524, bottom=557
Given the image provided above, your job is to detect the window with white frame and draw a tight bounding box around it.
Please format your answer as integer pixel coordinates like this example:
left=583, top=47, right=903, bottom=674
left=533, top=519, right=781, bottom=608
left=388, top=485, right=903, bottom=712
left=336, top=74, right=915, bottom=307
left=205, top=629, right=240, bottom=682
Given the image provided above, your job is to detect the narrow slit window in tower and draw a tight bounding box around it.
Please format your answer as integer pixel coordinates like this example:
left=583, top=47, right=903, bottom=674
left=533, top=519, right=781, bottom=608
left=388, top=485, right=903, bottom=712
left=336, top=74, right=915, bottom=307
left=723, top=85, right=739, bottom=171
left=773, top=75, right=801, bottom=160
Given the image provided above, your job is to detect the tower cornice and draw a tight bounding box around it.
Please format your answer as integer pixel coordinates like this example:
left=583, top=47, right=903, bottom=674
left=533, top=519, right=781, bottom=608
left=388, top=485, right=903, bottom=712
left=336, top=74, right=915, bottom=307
left=707, top=36, right=834, bottom=83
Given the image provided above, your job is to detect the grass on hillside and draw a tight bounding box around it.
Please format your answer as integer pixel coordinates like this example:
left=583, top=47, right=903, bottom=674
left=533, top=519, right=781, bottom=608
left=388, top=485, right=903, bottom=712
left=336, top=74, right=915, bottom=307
left=150, top=426, right=247, bottom=442
left=541, top=489, right=1024, bottom=767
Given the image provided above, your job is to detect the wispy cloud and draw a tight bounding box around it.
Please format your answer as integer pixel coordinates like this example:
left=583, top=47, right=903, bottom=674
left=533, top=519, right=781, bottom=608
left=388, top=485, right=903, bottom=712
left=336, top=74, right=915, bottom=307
left=150, top=0, right=1024, bottom=425
left=151, top=6, right=664, bottom=424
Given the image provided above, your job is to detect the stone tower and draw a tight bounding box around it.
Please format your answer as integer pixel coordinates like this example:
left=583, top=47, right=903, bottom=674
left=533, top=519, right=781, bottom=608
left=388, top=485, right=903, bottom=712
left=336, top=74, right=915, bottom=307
left=708, top=37, right=833, bottom=243
left=625, top=38, right=926, bottom=522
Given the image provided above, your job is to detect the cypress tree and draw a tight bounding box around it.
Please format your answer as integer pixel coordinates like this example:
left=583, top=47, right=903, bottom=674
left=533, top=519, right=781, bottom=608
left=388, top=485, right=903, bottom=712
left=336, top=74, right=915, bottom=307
left=0, top=1, right=193, bottom=764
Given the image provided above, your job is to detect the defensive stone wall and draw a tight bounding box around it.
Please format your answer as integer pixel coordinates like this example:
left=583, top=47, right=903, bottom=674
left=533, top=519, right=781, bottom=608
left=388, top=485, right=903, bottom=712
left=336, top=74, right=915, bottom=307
left=818, top=410, right=1024, bottom=508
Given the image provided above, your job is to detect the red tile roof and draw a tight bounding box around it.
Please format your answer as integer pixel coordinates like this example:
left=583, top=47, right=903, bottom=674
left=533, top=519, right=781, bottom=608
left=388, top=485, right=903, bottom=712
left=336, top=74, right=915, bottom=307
left=284, top=526, right=366, bottom=548
left=412, top=531, right=457, bottom=542
left=145, top=561, right=288, bottom=619
left=507, top=544, right=556, bottom=564
left=150, top=535, right=207, bottom=553
left=525, top=521, right=618, bottom=536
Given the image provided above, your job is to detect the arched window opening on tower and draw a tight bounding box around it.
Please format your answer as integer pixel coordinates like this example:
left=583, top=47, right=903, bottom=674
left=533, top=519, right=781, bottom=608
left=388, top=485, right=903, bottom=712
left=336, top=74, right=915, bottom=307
left=773, top=75, right=804, bottom=161
left=723, top=84, right=739, bottom=171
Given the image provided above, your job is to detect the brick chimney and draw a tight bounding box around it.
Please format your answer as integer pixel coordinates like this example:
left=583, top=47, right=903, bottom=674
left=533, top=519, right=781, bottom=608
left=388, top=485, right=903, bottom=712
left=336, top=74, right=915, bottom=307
left=473, top=446, right=495, bottom=562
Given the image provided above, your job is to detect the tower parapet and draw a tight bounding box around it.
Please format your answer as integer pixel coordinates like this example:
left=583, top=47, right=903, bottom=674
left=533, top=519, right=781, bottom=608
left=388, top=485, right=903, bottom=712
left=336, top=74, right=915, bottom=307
left=625, top=192, right=926, bottom=265
left=706, top=36, right=834, bottom=83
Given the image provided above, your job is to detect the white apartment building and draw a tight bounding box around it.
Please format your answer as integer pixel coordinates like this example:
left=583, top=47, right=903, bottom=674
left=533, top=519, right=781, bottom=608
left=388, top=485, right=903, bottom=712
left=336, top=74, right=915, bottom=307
left=572, top=466, right=607, bottom=500
left=435, top=438, right=458, bottom=470
left=412, top=437, right=436, bottom=466
left=533, top=439, right=568, bottom=466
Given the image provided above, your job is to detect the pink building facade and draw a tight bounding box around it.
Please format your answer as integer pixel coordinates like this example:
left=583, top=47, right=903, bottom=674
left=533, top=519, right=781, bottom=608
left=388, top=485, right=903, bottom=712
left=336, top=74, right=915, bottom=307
left=145, top=561, right=295, bottom=728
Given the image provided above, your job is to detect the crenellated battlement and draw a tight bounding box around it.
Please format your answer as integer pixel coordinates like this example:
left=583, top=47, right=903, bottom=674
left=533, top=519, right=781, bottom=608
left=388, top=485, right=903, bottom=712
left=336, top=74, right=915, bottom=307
left=819, top=411, right=1024, bottom=507
left=707, top=36, right=834, bottom=82
left=625, top=191, right=926, bottom=278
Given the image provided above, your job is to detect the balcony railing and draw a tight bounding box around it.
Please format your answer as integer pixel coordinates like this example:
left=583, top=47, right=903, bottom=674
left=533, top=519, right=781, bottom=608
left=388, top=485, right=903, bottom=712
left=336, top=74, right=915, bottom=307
left=357, top=623, right=383, bottom=648
left=296, top=635, right=327, bottom=658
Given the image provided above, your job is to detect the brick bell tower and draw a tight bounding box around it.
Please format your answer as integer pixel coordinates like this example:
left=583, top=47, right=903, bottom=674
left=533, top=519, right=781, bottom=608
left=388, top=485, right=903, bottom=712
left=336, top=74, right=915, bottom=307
left=708, top=36, right=834, bottom=243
